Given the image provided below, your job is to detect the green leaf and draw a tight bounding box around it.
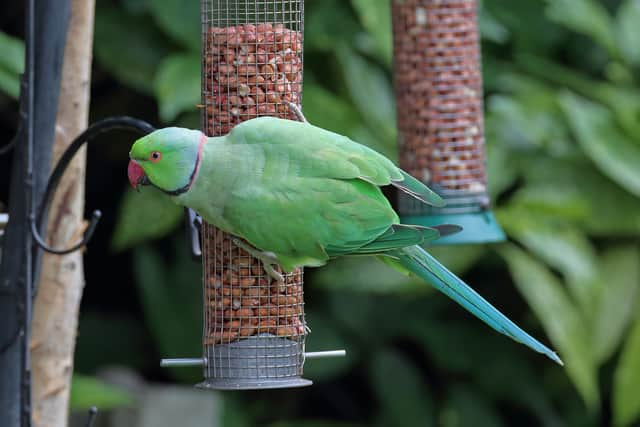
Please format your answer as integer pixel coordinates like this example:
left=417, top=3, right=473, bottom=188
left=517, top=155, right=640, bottom=236
left=544, top=0, right=617, bottom=56
left=486, top=132, right=518, bottom=199
left=614, top=313, right=640, bottom=427
left=133, top=242, right=202, bottom=383
left=302, top=310, right=353, bottom=382
left=146, top=0, right=200, bottom=51
left=335, top=45, right=396, bottom=148
left=479, top=6, right=510, bottom=44
left=0, top=31, right=24, bottom=75
left=369, top=348, right=435, bottom=427
left=75, top=313, right=151, bottom=372
left=312, top=257, right=424, bottom=294
left=559, top=92, right=640, bottom=198
left=0, top=31, right=24, bottom=99
left=94, top=4, right=171, bottom=94
left=499, top=244, right=599, bottom=410
left=482, top=0, right=562, bottom=53
left=351, top=0, right=392, bottom=67
left=0, top=67, right=20, bottom=99
left=507, top=224, right=600, bottom=316
left=111, top=186, right=183, bottom=251
left=516, top=54, right=640, bottom=138
left=442, top=386, right=505, bottom=427
left=616, top=0, right=640, bottom=66
left=593, top=245, right=640, bottom=364
left=154, top=53, right=201, bottom=122
left=302, top=82, right=361, bottom=137
left=305, top=0, right=360, bottom=52
left=270, top=422, right=363, bottom=427
left=70, top=374, right=134, bottom=411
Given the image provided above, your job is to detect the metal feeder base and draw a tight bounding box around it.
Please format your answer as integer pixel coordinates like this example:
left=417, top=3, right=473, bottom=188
left=401, top=211, right=505, bottom=245
left=196, top=377, right=312, bottom=391
left=199, top=335, right=312, bottom=390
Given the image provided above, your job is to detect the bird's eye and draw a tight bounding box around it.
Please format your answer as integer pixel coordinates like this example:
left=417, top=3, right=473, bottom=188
left=150, top=151, right=162, bottom=163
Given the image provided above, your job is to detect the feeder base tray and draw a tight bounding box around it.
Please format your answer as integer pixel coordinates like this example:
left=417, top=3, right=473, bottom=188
left=196, top=377, right=312, bottom=391
left=401, top=211, right=505, bottom=245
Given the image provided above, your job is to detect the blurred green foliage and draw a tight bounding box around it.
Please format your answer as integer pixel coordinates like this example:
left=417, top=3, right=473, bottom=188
left=2, top=0, right=640, bottom=425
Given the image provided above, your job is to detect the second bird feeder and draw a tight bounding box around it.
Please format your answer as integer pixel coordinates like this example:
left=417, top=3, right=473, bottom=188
left=392, top=0, right=504, bottom=244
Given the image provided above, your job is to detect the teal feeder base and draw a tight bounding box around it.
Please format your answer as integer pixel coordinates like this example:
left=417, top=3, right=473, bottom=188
left=401, top=210, right=505, bottom=245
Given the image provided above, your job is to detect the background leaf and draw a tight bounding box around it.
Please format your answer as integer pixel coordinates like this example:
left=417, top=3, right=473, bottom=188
left=154, top=53, right=201, bottom=122
left=593, top=245, right=640, bottom=364
left=614, top=313, right=640, bottom=427
left=70, top=374, right=134, bottom=411
left=350, top=0, right=393, bottom=67
left=132, top=242, right=202, bottom=382
left=146, top=0, right=200, bottom=51
left=0, top=31, right=24, bottom=98
left=369, top=349, right=435, bottom=427
left=506, top=224, right=600, bottom=316
left=336, top=45, right=396, bottom=152
left=111, top=187, right=183, bottom=251
left=559, top=92, right=640, bottom=198
left=499, top=245, right=599, bottom=410
left=94, top=4, right=170, bottom=94
left=544, top=0, right=617, bottom=56
left=616, top=0, right=640, bottom=66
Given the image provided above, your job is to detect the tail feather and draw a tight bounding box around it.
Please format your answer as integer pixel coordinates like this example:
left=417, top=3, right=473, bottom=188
left=394, top=245, right=563, bottom=365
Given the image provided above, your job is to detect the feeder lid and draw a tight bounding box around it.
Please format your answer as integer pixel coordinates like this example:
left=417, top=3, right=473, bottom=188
left=401, top=211, right=505, bottom=245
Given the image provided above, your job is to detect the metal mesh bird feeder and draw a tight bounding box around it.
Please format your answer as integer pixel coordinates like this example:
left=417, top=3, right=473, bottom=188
left=392, top=0, right=504, bottom=244
left=161, top=0, right=344, bottom=390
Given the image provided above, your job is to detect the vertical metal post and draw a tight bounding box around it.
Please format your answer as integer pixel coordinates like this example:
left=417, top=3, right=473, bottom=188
left=0, top=0, right=70, bottom=425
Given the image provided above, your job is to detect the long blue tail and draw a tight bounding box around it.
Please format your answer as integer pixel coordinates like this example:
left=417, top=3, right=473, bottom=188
left=393, top=245, right=563, bottom=365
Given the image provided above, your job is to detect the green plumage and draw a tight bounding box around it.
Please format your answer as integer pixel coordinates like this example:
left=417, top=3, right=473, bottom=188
left=130, top=117, right=562, bottom=365
left=176, top=117, right=435, bottom=270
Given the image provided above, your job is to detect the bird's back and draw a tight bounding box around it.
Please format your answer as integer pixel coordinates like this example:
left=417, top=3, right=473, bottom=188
left=183, top=117, right=404, bottom=271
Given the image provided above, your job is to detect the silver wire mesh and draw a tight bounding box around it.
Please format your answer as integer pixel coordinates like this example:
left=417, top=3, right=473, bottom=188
left=392, top=0, right=491, bottom=215
left=200, top=0, right=307, bottom=386
left=203, top=0, right=304, bottom=135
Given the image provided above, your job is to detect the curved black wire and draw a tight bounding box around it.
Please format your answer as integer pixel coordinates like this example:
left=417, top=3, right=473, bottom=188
left=0, top=132, right=18, bottom=156
left=30, top=116, right=156, bottom=255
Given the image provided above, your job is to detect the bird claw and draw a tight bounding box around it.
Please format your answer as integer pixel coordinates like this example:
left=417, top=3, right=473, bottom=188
left=263, top=263, right=285, bottom=284
left=283, top=101, right=307, bottom=123
left=231, top=238, right=284, bottom=283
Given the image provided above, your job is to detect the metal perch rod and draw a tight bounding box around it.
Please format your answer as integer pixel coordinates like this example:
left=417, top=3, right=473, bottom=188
left=160, top=349, right=347, bottom=367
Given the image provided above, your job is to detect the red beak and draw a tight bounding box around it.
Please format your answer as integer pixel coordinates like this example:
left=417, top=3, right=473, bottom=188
left=127, top=160, right=147, bottom=190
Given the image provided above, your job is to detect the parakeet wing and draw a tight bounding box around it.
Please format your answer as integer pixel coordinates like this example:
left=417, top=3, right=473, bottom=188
left=215, top=118, right=436, bottom=270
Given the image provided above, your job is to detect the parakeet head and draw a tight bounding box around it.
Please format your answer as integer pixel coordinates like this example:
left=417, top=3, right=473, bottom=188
left=128, top=127, right=205, bottom=195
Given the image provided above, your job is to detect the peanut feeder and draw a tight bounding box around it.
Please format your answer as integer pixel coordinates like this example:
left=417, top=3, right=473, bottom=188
left=160, top=0, right=344, bottom=390
left=392, top=0, right=505, bottom=244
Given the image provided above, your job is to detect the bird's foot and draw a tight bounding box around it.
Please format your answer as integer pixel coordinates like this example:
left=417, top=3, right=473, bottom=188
left=283, top=101, right=307, bottom=123
left=262, top=262, right=285, bottom=284
left=231, top=238, right=285, bottom=284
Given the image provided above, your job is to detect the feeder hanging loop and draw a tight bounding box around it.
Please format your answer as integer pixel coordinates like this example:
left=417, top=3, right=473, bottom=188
left=30, top=116, right=156, bottom=255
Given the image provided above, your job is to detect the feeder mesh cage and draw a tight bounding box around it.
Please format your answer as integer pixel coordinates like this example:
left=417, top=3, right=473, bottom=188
left=392, top=0, right=491, bottom=217
left=200, top=0, right=308, bottom=389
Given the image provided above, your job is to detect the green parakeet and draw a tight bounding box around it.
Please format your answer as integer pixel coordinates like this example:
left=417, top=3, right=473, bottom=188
left=128, top=116, right=562, bottom=365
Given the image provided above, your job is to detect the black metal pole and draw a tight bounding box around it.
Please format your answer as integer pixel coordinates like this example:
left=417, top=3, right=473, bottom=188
left=0, top=0, right=70, bottom=425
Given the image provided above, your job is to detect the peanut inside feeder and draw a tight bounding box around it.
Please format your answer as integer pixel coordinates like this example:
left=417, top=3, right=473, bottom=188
left=392, top=0, right=504, bottom=244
